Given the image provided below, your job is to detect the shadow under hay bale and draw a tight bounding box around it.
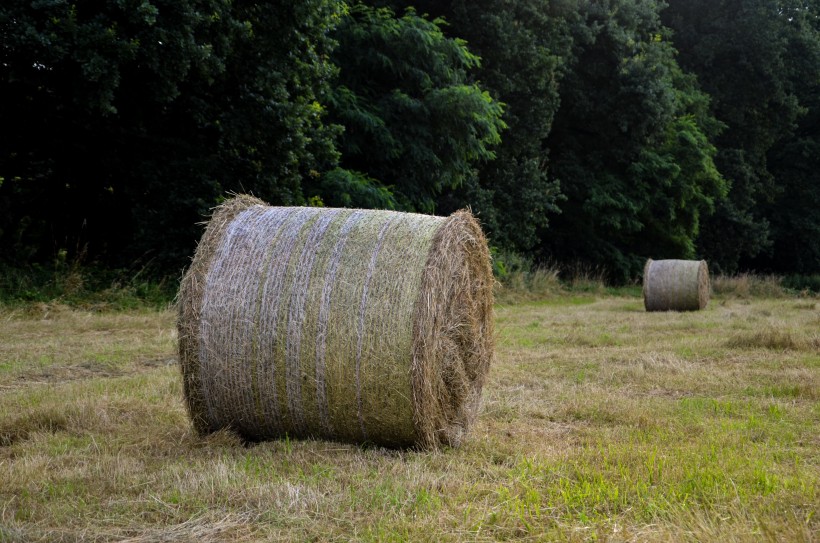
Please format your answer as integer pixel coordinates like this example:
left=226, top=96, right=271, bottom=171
left=643, top=259, right=710, bottom=312
left=177, top=195, right=494, bottom=449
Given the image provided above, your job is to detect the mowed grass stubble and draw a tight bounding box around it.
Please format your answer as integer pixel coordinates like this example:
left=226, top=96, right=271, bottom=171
left=0, top=292, right=817, bottom=541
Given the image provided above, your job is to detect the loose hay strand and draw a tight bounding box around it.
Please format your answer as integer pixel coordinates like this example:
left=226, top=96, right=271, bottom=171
left=643, top=259, right=710, bottom=312
left=412, top=211, right=494, bottom=448
left=177, top=196, right=494, bottom=449
left=178, top=194, right=265, bottom=434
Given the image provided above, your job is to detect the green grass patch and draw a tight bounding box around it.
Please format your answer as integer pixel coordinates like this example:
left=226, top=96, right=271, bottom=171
left=0, top=294, right=818, bottom=541
left=0, top=263, right=176, bottom=310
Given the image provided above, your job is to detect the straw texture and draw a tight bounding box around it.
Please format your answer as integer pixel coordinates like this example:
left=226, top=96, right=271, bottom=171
left=643, top=259, right=710, bottom=312
left=177, top=195, right=493, bottom=449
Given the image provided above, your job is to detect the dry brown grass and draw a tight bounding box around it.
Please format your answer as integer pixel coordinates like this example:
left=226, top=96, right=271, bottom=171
left=494, top=266, right=563, bottom=305
left=1, top=293, right=818, bottom=541
left=712, top=274, right=791, bottom=299
left=725, top=326, right=820, bottom=351
left=0, top=303, right=176, bottom=390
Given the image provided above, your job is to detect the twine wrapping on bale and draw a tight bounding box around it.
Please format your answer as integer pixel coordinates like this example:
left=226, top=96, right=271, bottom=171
left=643, top=258, right=710, bottom=312
left=177, top=195, right=494, bottom=449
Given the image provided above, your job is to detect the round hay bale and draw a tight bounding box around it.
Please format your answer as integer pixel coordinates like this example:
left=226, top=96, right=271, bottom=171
left=177, top=195, right=494, bottom=449
left=643, top=258, right=710, bottom=312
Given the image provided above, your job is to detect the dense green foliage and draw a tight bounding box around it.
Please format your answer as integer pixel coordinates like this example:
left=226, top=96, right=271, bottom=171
left=1, top=0, right=818, bottom=281
left=320, top=4, right=505, bottom=213
left=374, top=0, right=572, bottom=253
left=752, top=1, right=820, bottom=275
left=663, top=0, right=820, bottom=273
left=0, top=0, right=342, bottom=271
left=542, top=0, right=727, bottom=281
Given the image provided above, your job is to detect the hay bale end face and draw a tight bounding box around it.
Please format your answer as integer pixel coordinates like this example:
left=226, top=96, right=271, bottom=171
left=177, top=195, right=494, bottom=449
left=643, top=258, right=710, bottom=312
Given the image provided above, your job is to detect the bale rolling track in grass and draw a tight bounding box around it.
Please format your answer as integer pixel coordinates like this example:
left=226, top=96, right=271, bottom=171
left=177, top=195, right=494, bottom=449
left=643, top=259, right=710, bottom=312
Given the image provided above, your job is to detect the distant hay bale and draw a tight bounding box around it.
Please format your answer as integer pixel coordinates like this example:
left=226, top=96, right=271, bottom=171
left=177, top=195, right=494, bottom=449
left=643, top=259, right=710, bottom=312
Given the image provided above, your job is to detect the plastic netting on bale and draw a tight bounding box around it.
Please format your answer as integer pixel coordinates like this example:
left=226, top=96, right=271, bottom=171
left=643, top=258, right=710, bottom=312
left=177, top=195, right=494, bottom=449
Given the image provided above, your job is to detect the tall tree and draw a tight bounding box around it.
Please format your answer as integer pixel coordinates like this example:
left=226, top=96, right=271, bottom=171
left=0, top=0, right=342, bottom=271
left=543, top=0, right=726, bottom=281
left=369, top=0, right=573, bottom=254
left=753, top=0, right=820, bottom=273
left=317, top=4, right=505, bottom=213
left=663, top=0, right=813, bottom=272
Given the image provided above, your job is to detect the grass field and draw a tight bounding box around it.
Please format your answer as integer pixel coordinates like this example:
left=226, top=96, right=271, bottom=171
left=0, top=289, right=818, bottom=542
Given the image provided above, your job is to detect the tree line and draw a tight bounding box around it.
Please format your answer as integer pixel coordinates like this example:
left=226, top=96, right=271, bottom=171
left=1, top=0, right=818, bottom=282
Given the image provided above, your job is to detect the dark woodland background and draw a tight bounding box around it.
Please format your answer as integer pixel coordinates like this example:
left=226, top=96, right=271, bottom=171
left=1, top=0, right=819, bottom=288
